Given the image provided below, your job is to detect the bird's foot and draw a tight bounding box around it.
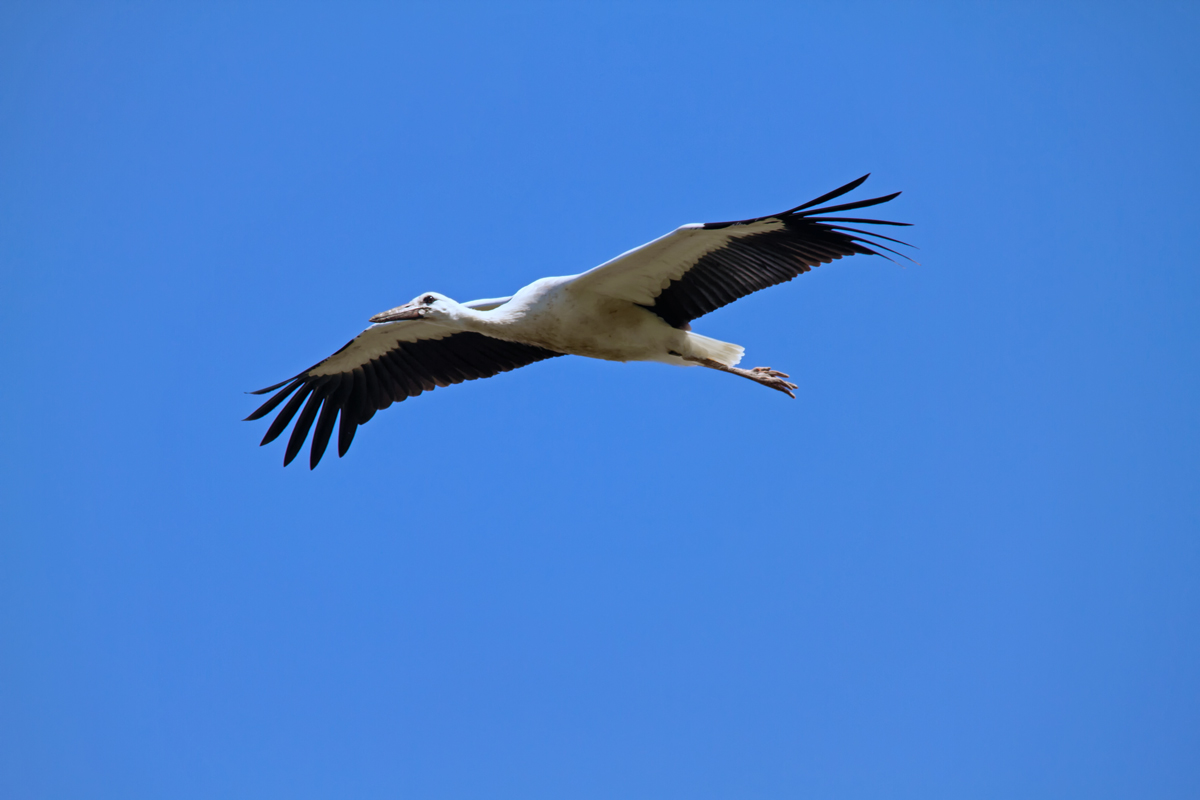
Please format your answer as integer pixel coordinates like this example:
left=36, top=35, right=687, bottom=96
left=737, top=366, right=797, bottom=399
left=682, top=355, right=798, bottom=398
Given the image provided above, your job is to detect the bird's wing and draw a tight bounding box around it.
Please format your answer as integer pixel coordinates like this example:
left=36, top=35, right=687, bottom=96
left=566, top=175, right=913, bottom=328
left=245, top=320, right=562, bottom=468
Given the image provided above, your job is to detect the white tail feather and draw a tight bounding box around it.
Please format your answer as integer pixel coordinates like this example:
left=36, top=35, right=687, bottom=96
left=685, top=332, right=744, bottom=367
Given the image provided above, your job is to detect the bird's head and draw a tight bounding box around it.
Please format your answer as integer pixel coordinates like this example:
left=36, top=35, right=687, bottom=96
left=369, top=292, right=455, bottom=323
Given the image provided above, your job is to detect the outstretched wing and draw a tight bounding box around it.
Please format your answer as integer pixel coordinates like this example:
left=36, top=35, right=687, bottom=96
left=567, top=175, right=913, bottom=328
left=245, top=320, right=562, bottom=468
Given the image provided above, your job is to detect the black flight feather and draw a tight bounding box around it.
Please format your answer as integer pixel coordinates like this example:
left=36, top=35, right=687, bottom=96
left=647, top=176, right=911, bottom=329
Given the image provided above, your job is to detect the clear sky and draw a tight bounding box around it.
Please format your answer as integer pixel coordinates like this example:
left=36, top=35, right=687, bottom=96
left=2, top=3, right=1198, bottom=798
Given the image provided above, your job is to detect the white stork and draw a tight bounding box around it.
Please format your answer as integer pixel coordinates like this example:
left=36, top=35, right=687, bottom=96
left=247, top=175, right=912, bottom=468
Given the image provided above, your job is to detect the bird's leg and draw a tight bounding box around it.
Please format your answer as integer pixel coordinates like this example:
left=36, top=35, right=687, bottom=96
left=682, top=356, right=797, bottom=399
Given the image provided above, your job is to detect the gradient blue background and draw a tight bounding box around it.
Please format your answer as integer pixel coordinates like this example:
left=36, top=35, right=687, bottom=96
left=3, top=3, right=1198, bottom=798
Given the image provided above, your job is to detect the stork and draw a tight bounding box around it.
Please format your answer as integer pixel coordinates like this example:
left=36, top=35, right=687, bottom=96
left=246, top=175, right=912, bottom=468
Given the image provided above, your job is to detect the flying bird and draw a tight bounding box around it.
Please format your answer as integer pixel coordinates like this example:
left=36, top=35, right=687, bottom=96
left=246, top=174, right=912, bottom=468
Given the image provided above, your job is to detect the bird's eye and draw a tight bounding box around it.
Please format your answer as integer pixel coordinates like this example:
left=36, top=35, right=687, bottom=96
left=424, top=295, right=436, bottom=304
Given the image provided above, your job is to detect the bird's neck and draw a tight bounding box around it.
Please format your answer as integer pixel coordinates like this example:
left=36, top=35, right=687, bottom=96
left=448, top=305, right=511, bottom=337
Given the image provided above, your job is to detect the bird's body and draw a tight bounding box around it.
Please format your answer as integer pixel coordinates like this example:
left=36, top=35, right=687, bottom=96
left=452, top=278, right=731, bottom=365
left=247, top=175, right=913, bottom=468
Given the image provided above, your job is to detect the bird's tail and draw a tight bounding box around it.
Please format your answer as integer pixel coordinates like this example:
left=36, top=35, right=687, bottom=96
left=685, top=332, right=744, bottom=367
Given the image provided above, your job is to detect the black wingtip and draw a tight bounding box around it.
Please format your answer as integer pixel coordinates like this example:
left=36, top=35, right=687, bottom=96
left=803, top=216, right=913, bottom=227
left=865, top=240, right=917, bottom=262
left=816, top=223, right=916, bottom=248
left=797, top=191, right=902, bottom=218
left=283, top=388, right=326, bottom=467
left=258, top=384, right=313, bottom=446
left=787, top=174, right=871, bottom=214
left=245, top=379, right=304, bottom=422
left=248, top=376, right=297, bottom=395
left=308, top=380, right=345, bottom=470
left=337, top=410, right=357, bottom=458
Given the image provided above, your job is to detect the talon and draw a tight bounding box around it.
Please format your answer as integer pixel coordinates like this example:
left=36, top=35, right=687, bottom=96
left=684, top=355, right=798, bottom=399
left=750, top=366, right=790, bottom=379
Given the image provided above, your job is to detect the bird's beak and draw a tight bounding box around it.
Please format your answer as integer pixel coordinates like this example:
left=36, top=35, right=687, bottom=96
left=370, top=302, right=426, bottom=323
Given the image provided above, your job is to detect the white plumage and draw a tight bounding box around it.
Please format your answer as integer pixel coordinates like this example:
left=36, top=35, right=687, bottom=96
left=247, top=175, right=912, bottom=468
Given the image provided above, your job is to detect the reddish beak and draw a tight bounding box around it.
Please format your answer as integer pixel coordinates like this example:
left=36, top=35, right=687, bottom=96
left=369, top=304, right=425, bottom=323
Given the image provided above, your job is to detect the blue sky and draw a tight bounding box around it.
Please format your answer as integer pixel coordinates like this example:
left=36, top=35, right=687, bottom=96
left=2, top=2, right=1198, bottom=798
